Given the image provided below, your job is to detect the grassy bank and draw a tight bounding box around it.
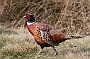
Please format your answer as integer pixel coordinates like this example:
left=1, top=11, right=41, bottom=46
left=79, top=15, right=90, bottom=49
left=0, top=26, right=90, bottom=59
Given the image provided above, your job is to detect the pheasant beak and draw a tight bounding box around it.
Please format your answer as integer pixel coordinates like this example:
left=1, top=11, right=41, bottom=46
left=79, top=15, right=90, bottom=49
left=23, top=15, right=26, bottom=18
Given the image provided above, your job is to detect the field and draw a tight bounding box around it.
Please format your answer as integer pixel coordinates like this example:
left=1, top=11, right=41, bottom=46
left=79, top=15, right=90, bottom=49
left=0, top=26, right=90, bottom=59
left=0, top=0, right=90, bottom=59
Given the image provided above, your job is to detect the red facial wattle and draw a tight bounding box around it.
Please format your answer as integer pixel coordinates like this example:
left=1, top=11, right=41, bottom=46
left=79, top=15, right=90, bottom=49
left=26, top=14, right=30, bottom=20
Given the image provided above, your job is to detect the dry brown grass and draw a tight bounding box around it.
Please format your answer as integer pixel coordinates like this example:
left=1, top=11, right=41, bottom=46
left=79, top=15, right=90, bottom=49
left=0, top=0, right=90, bottom=35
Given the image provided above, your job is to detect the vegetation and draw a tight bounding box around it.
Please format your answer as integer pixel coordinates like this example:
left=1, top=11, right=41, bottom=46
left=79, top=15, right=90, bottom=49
left=0, top=0, right=90, bottom=59
left=0, top=26, right=90, bottom=59
left=0, top=0, right=90, bottom=35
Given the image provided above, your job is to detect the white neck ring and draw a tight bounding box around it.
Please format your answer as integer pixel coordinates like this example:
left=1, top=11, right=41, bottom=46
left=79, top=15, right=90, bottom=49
left=27, top=22, right=35, bottom=25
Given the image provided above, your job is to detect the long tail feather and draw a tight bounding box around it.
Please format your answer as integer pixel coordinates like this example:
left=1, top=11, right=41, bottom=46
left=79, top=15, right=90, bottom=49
left=66, top=35, right=83, bottom=39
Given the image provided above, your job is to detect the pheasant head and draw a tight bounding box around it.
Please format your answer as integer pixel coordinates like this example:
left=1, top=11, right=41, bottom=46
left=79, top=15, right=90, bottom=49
left=23, top=13, right=36, bottom=25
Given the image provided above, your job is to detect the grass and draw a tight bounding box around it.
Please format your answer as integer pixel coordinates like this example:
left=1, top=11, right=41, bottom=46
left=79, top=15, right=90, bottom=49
left=0, top=26, right=90, bottom=59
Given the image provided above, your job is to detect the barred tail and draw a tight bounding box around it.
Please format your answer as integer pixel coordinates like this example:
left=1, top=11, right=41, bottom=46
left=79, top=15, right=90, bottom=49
left=66, top=35, right=83, bottom=39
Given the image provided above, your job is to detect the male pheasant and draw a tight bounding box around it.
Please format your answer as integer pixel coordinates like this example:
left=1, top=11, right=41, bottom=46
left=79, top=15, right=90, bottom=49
left=23, top=13, right=82, bottom=55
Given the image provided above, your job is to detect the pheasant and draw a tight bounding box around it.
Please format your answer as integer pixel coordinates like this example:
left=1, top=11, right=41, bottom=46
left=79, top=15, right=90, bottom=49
left=23, top=13, right=82, bottom=55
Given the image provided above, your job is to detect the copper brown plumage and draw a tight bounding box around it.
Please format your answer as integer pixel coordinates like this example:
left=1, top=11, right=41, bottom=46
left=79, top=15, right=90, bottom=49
left=23, top=13, right=82, bottom=55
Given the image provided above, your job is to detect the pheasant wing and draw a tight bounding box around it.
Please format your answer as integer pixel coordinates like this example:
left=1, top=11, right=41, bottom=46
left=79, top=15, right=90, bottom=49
left=36, top=22, right=58, bottom=46
left=40, top=30, right=59, bottom=46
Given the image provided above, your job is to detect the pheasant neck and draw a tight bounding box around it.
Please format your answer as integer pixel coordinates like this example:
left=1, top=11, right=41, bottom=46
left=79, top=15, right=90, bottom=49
left=27, top=21, right=35, bottom=25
